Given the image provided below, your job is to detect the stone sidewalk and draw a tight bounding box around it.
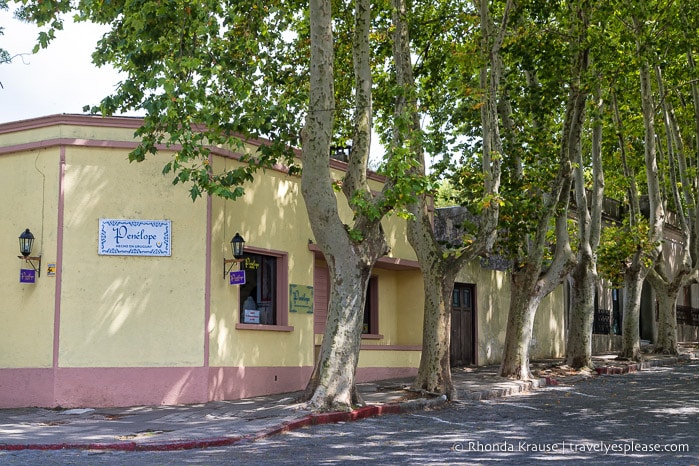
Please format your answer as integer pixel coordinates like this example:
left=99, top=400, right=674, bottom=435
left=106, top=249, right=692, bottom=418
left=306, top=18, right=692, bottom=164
left=0, top=351, right=695, bottom=452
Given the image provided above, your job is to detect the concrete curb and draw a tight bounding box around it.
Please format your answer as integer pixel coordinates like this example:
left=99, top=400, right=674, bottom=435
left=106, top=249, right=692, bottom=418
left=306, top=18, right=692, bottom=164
left=594, top=356, right=684, bottom=375
left=0, top=435, right=250, bottom=452
left=458, top=378, right=549, bottom=401
left=0, top=402, right=421, bottom=452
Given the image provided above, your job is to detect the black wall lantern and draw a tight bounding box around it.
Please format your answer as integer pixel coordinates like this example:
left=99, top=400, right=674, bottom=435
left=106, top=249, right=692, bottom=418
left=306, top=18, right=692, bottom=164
left=223, top=232, right=245, bottom=278
left=231, top=233, right=245, bottom=259
left=18, top=228, right=41, bottom=277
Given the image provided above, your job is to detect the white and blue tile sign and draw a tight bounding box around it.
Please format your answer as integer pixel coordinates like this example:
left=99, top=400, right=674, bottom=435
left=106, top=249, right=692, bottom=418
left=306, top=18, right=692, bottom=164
left=99, top=219, right=171, bottom=256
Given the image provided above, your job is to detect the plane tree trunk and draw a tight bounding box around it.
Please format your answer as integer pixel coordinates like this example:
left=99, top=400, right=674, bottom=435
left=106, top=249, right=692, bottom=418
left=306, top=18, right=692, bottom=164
left=301, top=248, right=383, bottom=409
left=409, top=233, right=460, bottom=398
left=644, top=64, right=697, bottom=356
left=301, top=0, right=390, bottom=411
left=500, top=3, right=587, bottom=377
left=650, top=280, right=680, bottom=355
left=565, top=256, right=598, bottom=369
left=565, top=82, right=604, bottom=370
left=619, top=260, right=645, bottom=360
left=500, top=211, right=576, bottom=379
left=616, top=18, right=666, bottom=361
left=500, top=265, right=545, bottom=380
left=390, top=0, right=504, bottom=397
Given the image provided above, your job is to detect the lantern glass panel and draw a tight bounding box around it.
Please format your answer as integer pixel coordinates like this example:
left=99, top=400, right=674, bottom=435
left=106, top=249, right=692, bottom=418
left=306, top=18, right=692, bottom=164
left=19, top=229, right=34, bottom=257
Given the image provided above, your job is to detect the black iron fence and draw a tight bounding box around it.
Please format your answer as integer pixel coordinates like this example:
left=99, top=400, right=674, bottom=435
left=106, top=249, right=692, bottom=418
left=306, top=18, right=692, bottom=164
left=593, top=309, right=611, bottom=334
left=592, top=308, right=623, bottom=335
left=677, top=305, right=699, bottom=327
left=592, top=305, right=698, bottom=335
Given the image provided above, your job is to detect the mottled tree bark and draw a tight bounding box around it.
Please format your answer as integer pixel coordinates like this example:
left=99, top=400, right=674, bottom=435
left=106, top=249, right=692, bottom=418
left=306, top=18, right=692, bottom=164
left=500, top=27, right=587, bottom=377
left=500, top=206, right=576, bottom=379
left=390, top=0, right=458, bottom=398
left=302, top=252, right=377, bottom=410
left=565, top=82, right=604, bottom=370
left=500, top=266, right=544, bottom=380
left=645, top=64, right=695, bottom=356
left=566, top=258, right=597, bottom=369
left=654, top=287, right=680, bottom=355
left=619, top=262, right=644, bottom=360
left=617, top=18, right=665, bottom=360
left=301, top=0, right=389, bottom=411
left=409, top=239, right=459, bottom=398
left=394, top=0, right=503, bottom=397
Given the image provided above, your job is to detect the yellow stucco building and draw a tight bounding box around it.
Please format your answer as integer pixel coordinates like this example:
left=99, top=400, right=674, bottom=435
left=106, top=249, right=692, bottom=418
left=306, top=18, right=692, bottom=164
left=0, top=115, right=565, bottom=408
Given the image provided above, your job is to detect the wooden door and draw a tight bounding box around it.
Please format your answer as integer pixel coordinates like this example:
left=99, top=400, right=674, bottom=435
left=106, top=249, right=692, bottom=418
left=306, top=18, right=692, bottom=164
left=451, top=283, right=475, bottom=367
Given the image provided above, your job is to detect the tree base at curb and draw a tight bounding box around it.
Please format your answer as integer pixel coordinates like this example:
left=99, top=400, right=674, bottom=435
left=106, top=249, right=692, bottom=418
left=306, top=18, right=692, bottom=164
left=615, top=352, right=644, bottom=362
left=653, top=346, right=680, bottom=356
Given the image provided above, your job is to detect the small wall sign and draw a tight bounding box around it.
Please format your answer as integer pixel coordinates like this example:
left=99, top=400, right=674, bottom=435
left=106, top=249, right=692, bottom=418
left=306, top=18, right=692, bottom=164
left=289, top=284, right=313, bottom=314
left=243, top=309, right=260, bottom=324
left=229, top=269, right=246, bottom=286
left=99, top=219, right=171, bottom=256
left=20, top=269, right=36, bottom=284
left=47, top=263, right=56, bottom=277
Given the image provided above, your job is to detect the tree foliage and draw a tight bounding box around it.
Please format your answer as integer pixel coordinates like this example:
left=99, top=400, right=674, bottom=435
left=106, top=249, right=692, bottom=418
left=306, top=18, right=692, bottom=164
left=1, top=1, right=13, bottom=68
left=19, top=0, right=307, bottom=200
left=597, top=218, right=657, bottom=285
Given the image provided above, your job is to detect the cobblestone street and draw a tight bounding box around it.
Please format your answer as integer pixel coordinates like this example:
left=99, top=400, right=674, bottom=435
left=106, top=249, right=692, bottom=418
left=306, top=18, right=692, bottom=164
left=2, top=361, right=697, bottom=465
